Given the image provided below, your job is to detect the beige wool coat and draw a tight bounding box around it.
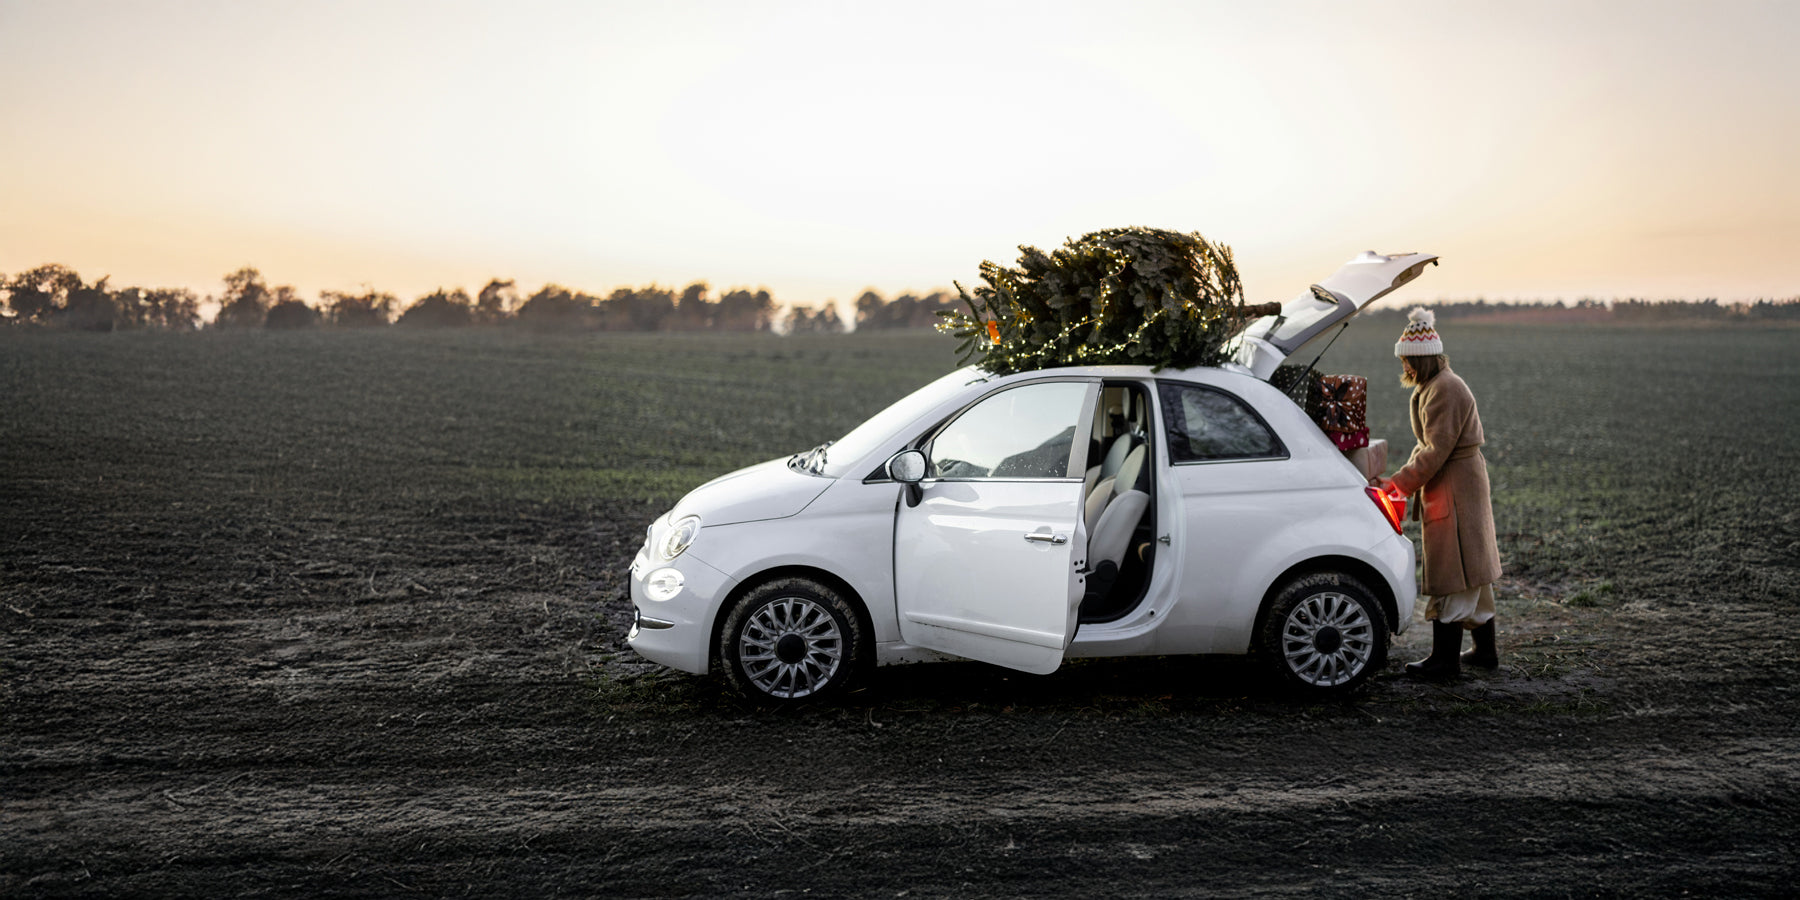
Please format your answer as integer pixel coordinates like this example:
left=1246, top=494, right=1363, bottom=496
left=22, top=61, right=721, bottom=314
left=1388, top=366, right=1502, bottom=596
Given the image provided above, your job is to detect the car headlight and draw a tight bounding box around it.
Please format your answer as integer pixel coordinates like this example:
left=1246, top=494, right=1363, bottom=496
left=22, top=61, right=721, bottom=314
left=644, top=567, right=685, bottom=602
left=660, top=515, right=701, bottom=561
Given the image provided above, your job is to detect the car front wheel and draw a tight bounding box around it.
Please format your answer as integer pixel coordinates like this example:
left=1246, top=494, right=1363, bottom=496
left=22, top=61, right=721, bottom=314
left=719, top=577, right=865, bottom=704
left=1258, top=572, right=1388, bottom=695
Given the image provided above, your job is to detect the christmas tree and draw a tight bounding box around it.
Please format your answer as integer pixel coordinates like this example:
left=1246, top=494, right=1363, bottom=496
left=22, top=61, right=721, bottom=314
left=938, top=227, right=1275, bottom=375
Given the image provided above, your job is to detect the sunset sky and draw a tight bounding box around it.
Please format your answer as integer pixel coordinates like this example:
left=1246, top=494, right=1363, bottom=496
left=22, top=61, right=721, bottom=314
left=3, top=0, right=1796, bottom=315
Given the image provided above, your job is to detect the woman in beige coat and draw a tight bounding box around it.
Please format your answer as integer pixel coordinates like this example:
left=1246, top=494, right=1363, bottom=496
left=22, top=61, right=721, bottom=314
left=1378, top=308, right=1502, bottom=679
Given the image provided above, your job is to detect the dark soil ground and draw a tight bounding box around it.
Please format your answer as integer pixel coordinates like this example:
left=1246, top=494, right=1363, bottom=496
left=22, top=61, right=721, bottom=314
left=4, top=328, right=1798, bottom=897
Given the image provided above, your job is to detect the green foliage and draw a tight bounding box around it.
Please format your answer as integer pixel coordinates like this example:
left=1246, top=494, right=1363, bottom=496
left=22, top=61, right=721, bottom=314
left=323, top=289, right=398, bottom=328
left=605, top=285, right=676, bottom=332
left=396, top=289, right=474, bottom=328
left=3, top=266, right=202, bottom=331
left=264, top=298, right=321, bottom=329
left=61, top=278, right=119, bottom=332
left=856, top=290, right=957, bottom=330
left=785, top=302, right=845, bottom=334
left=1565, top=580, right=1618, bottom=608
left=475, top=279, right=519, bottom=325
left=516, top=283, right=595, bottom=328
left=214, top=267, right=272, bottom=328
left=118, top=287, right=201, bottom=330
left=7, top=256, right=1798, bottom=338
left=4, top=264, right=88, bottom=325
left=938, top=227, right=1252, bottom=375
left=1356, top=296, right=1800, bottom=326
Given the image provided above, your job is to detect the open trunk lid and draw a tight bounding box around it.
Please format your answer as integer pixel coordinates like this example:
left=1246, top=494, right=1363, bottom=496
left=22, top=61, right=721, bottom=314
left=1227, top=251, right=1438, bottom=379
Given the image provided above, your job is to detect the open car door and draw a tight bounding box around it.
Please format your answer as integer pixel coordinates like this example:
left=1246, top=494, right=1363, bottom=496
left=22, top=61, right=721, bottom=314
left=893, top=378, right=1099, bottom=674
left=1228, top=251, right=1438, bottom=379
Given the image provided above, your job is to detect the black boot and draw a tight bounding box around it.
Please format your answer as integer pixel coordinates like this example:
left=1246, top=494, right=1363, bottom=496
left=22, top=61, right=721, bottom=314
left=1405, top=620, right=1462, bottom=680
left=1462, top=619, right=1498, bottom=669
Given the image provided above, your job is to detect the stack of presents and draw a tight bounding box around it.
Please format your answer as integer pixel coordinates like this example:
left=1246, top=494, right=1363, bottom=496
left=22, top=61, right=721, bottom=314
left=1308, top=374, right=1385, bottom=482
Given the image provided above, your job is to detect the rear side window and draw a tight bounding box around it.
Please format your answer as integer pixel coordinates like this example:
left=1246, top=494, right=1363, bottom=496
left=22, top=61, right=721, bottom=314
left=1157, top=381, right=1285, bottom=463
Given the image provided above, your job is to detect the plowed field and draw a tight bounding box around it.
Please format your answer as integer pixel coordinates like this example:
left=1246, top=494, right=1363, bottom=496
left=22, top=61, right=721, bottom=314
left=5, top=326, right=1797, bottom=897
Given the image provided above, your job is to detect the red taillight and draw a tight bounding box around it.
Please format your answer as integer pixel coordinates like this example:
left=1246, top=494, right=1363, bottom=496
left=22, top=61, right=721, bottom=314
left=1365, top=486, right=1405, bottom=534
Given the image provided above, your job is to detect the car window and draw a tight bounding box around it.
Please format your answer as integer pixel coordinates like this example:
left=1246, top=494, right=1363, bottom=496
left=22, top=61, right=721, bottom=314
left=1157, top=381, right=1284, bottom=463
left=928, top=381, right=1087, bottom=479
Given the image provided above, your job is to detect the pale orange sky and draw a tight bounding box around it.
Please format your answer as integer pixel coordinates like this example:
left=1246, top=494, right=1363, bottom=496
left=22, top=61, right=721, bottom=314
left=3, top=0, right=1797, bottom=314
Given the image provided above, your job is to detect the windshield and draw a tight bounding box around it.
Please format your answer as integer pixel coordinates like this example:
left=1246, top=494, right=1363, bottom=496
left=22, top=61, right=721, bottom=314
left=815, top=366, right=989, bottom=478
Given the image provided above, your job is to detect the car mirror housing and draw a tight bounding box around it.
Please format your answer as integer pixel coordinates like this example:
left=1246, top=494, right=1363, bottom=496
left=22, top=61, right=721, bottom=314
left=887, top=449, right=927, bottom=484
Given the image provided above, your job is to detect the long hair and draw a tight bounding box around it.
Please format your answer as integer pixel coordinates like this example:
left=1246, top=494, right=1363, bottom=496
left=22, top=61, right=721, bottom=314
left=1401, top=354, right=1448, bottom=387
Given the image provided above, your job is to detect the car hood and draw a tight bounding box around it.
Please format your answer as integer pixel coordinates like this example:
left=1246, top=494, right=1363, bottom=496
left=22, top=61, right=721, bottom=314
left=1229, top=251, right=1438, bottom=379
left=669, top=457, right=833, bottom=527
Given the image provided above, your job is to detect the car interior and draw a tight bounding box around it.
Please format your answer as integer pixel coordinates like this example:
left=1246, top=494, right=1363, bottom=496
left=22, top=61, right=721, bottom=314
left=1080, top=382, right=1156, bottom=623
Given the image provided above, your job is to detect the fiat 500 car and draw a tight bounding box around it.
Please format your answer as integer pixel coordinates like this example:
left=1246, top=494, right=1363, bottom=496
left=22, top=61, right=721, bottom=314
left=628, top=251, right=1436, bottom=701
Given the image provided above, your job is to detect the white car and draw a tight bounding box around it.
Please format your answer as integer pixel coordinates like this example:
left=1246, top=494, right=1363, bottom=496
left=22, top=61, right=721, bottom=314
left=627, top=251, right=1436, bottom=702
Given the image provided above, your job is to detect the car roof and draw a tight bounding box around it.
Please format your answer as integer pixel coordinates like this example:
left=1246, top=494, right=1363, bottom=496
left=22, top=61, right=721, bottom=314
left=979, top=363, right=1261, bottom=389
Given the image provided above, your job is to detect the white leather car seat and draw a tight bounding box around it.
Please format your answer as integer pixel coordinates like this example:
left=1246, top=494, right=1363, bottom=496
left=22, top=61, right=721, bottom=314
left=1084, top=431, right=1143, bottom=529
left=1088, top=445, right=1148, bottom=573
left=1099, top=431, right=1138, bottom=481
left=1084, top=475, right=1115, bottom=529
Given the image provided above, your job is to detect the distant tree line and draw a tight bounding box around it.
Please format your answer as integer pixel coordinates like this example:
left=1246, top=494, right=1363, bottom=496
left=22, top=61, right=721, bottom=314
left=0, top=264, right=779, bottom=333
left=5, top=263, right=1795, bottom=332
left=1606, top=298, right=1800, bottom=322
left=853, top=290, right=959, bottom=329
left=2, top=264, right=203, bottom=331
left=1357, top=297, right=1800, bottom=323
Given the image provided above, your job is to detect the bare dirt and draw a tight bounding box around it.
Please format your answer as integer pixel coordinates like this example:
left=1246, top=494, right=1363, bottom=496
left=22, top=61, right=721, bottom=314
left=5, top=329, right=1799, bottom=897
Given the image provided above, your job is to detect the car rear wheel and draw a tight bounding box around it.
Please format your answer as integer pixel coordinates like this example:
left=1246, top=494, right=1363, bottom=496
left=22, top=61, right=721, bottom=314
left=719, top=578, right=865, bottom=704
left=1258, top=572, right=1388, bottom=695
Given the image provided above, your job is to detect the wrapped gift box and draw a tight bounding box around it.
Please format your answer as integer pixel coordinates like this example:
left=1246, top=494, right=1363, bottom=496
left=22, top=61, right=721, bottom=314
left=1313, top=374, right=1368, bottom=431
left=1307, top=374, right=1369, bottom=450
left=1345, top=438, right=1387, bottom=482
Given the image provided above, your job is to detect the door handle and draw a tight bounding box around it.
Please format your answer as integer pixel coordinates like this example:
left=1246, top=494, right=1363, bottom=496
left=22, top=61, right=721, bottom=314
left=1024, top=532, right=1069, bottom=545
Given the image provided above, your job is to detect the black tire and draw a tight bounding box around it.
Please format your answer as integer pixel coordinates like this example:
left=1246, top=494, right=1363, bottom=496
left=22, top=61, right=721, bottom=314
left=718, top=577, right=865, bottom=704
left=1257, top=571, right=1388, bottom=696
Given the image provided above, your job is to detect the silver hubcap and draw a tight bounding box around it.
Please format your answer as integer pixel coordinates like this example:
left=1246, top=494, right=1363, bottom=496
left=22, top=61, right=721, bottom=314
left=738, top=597, right=844, bottom=699
left=1281, top=591, right=1375, bottom=687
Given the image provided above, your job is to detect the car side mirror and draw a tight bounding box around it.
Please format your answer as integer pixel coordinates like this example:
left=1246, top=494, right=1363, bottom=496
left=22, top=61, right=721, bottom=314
left=887, top=449, right=927, bottom=507
left=887, top=449, right=926, bottom=484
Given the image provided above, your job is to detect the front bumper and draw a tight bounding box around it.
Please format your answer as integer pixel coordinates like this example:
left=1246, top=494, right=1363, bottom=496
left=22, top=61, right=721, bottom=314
left=625, top=525, right=738, bottom=675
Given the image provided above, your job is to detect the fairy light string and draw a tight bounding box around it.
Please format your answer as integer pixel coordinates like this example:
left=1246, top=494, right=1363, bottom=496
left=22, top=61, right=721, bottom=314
left=939, top=227, right=1252, bottom=375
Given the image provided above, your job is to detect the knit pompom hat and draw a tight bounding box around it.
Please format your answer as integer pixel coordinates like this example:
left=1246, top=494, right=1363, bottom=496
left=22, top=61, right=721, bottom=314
left=1394, top=307, right=1444, bottom=357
